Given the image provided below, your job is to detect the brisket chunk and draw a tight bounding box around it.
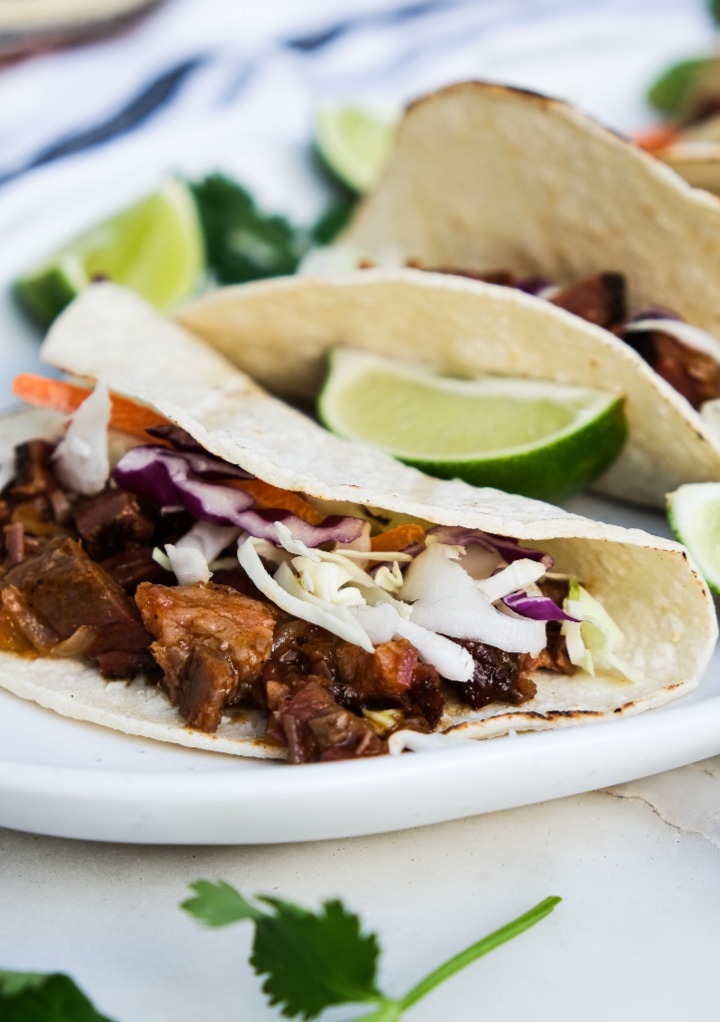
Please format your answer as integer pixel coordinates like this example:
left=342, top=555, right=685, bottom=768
left=75, top=490, right=155, bottom=560
left=550, top=272, right=626, bottom=331
left=1, top=536, right=154, bottom=675
left=266, top=679, right=386, bottom=763
left=622, top=327, right=720, bottom=409
left=450, top=640, right=537, bottom=710
left=335, top=639, right=443, bottom=727
left=520, top=623, right=574, bottom=676
left=9, top=440, right=59, bottom=500
left=135, top=582, right=276, bottom=731
left=100, top=545, right=174, bottom=594
left=263, top=619, right=443, bottom=727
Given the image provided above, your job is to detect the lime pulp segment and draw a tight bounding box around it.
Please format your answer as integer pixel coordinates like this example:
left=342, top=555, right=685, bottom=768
left=318, top=348, right=627, bottom=501
left=314, top=105, right=398, bottom=193
left=14, top=179, right=204, bottom=327
left=333, top=368, right=593, bottom=457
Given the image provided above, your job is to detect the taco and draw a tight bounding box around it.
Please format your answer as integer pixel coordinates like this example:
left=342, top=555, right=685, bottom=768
left=0, top=283, right=715, bottom=763
left=642, top=58, right=720, bottom=194
left=651, top=118, right=720, bottom=196
left=178, top=267, right=720, bottom=509
left=185, top=81, right=720, bottom=509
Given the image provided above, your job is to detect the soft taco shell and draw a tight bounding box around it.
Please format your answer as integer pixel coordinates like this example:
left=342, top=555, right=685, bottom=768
left=177, top=268, right=720, bottom=508
left=0, top=283, right=715, bottom=759
left=266, top=80, right=720, bottom=504
left=340, top=81, right=720, bottom=334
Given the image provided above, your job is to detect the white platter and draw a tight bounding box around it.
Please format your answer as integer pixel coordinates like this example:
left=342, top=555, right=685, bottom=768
left=1, top=35, right=719, bottom=843
left=1, top=622, right=720, bottom=844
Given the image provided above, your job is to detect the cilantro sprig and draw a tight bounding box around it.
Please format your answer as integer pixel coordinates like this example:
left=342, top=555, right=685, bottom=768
left=181, top=881, right=561, bottom=1020
left=1, top=885, right=560, bottom=1020
left=0, top=970, right=116, bottom=1022
left=189, top=174, right=354, bottom=285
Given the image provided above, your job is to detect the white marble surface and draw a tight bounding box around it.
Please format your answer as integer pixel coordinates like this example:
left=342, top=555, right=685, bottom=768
left=2, top=2, right=720, bottom=1018
left=3, top=759, right=720, bottom=1020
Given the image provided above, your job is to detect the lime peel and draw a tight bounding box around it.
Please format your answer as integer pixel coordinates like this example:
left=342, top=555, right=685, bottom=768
left=14, top=179, right=204, bottom=327
left=668, top=482, right=720, bottom=595
left=314, top=104, right=398, bottom=193
left=318, top=347, right=627, bottom=501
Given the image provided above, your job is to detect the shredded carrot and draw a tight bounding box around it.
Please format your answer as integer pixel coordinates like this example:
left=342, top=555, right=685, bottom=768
left=370, top=523, right=425, bottom=553
left=229, top=479, right=325, bottom=525
left=632, top=124, right=681, bottom=153
left=12, top=373, right=172, bottom=438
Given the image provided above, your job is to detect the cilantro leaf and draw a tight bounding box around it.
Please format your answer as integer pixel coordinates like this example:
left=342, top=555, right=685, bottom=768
left=189, top=174, right=308, bottom=284
left=181, top=880, right=263, bottom=927
left=712, top=0, right=720, bottom=26
left=251, top=896, right=382, bottom=1019
left=181, top=882, right=560, bottom=1020
left=0, top=971, right=116, bottom=1022
left=647, top=56, right=715, bottom=116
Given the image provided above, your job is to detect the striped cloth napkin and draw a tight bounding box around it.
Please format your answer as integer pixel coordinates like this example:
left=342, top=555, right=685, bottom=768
left=0, top=0, right=711, bottom=192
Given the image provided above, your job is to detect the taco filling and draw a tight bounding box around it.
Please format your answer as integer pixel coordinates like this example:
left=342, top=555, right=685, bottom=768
left=2, top=283, right=713, bottom=761
left=0, top=385, right=635, bottom=764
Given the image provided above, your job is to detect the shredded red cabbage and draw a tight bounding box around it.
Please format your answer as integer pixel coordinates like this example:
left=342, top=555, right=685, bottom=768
left=145, top=426, right=252, bottom=480
left=503, top=591, right=578, bottom=622
left=146, top=424, right=212, bottom=452
left=624, top=306, right=682, bottom=326
left=516, top=276, right=554, bottom=296
left=113, top=445, right=365, bottom=547
left=427, top=526, right=553, bottom=569
left=113, top=446, right=255, bottom=522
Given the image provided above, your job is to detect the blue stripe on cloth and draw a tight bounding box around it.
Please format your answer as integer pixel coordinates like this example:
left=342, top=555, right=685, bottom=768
left=0, top=55, right=208, bottom=187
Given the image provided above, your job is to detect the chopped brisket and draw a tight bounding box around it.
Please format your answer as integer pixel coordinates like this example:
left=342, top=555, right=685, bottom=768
left=550, top=272, right=626, bottom=331
left=517, top=579, right=574, bottom=677
left=9, top=440, right=58, bottom=500
left=135, top=582, right=276, bottom=731
left=75, top=489, right=155, bottom=560
left=335, top=639, right=444, bottom=727
left=263, top=619, right=443, bottom=728
left=2, top=536, right=153, bottom=674
left=264, top=619, right=340, bottom=685
left=266, top=679, right=386, bottom=763
left=520, top=623, right=574, bottom=676
left=622, top=327, right=720, bottom=409
left=100, top=545, right=174, bottom=594
left=450, top=640, right=536, bottom=710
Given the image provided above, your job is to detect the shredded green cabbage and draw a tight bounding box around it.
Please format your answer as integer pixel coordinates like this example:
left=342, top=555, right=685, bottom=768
left=562, top=579, right=642, bottom=684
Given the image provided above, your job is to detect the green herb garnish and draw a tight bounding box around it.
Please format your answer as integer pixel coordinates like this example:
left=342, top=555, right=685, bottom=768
left=189, top=174, right=356, bottom=285
left=647, top=56, right=716, bottom=116
left=2, top=885, right=561, bottom=1020
left=189, top=173, right=308, bottom=284
left=182, top=881, right=561, bottom=1020
left=0, top=970, right=116, bottom=1021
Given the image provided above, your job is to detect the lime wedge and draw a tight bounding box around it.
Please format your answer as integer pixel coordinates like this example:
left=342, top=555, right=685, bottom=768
left=318, top=348, right=627, bottom=501
left=314, top=104, right=397, bottom=193
left=668, top=483, right=720, bottom=595
left=14, top=179, right=204, bottom=327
